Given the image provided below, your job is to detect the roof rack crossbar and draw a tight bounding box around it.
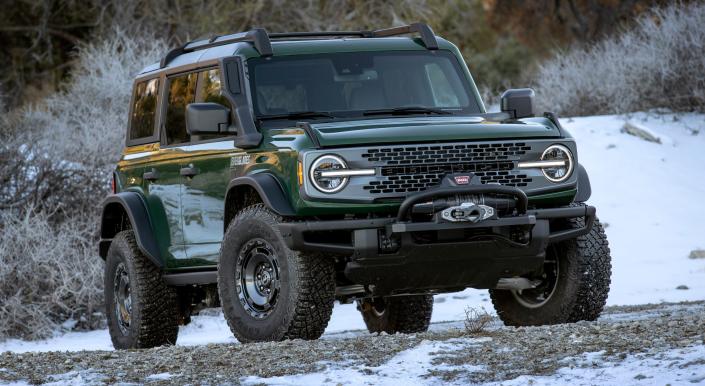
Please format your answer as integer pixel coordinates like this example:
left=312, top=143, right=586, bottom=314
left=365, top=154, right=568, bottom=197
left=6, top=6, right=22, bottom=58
left=159, top=23, right=438, bottom=68
left=371, top=23, right=438, bottom=50
left=160, top=28, right=272, bottom=68
left=269, top=31, right=373, bottom=39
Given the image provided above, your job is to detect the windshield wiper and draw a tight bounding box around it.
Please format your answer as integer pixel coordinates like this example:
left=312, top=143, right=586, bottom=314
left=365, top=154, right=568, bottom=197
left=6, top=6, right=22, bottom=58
left=362, top=106, right=452, bottom=116
left=258, top=111, right=335, bottom=121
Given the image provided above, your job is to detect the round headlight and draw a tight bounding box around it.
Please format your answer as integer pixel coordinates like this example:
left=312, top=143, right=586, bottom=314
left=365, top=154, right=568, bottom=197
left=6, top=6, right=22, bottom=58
left=310, top=155, right=348, bottom=193
left=540, top=144, right=574, bottom=182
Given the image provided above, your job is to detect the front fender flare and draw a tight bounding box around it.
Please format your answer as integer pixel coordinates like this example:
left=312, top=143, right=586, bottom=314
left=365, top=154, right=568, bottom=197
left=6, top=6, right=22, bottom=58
left=574, top=163, right=592, bottom=202
left=99, top=192, right=162, bottom=267
left=226, top=173, right=296, bottom=218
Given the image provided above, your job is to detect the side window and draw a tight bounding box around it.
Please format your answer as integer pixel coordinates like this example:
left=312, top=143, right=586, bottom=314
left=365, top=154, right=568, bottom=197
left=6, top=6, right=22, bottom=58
left=200, top=69, right=232, bottom=110
left=165, top=72, right=198, bottom=145
left=129, top=78, right=159, bottom=141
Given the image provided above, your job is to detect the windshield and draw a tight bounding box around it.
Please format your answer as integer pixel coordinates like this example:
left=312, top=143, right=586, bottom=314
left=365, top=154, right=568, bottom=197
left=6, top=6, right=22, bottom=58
left=247, top=50, right=482, bottom=124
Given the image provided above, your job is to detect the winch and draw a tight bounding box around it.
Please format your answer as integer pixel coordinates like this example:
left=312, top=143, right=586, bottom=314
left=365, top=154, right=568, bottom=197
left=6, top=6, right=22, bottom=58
left=411, top=193, right=503, bottom=223
left=440, top=202, right=495, bottom=223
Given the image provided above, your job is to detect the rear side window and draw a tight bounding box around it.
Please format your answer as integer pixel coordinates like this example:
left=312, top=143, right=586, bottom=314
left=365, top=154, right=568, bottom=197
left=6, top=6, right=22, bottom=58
left=129, top=78, right=159, bottom=141
left=165, top=72, right=198, bottom=145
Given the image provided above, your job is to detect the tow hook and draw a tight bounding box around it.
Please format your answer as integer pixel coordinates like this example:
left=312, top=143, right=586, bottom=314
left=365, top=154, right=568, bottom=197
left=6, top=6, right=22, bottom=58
left=440, top=202, right=495, bottom=223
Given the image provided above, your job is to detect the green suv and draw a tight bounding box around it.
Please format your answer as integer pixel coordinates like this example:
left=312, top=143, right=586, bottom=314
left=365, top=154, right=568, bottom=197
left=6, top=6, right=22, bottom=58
left=99, top=23, right=611, bottom=349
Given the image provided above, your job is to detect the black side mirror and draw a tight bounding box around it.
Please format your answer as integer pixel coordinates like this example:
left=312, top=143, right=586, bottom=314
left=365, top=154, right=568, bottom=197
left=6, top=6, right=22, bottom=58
left=186, top=103, right=231, bottom=134
left=500, top=88, right=536, bottom=119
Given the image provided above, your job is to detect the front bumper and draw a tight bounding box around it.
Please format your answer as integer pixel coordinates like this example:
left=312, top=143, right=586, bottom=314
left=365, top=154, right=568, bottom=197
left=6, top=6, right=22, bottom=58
left=279, top=185, right=595, bottom=295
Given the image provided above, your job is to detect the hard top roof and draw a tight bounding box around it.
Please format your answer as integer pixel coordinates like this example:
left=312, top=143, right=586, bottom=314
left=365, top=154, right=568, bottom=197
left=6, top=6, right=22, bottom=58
left=137, top=23, right=455, bottom=76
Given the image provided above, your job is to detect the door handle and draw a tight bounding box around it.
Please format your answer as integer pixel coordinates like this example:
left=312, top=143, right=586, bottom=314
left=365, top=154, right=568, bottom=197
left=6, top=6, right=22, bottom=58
left=180, top=164, right=199, bottom=177
left=143, top=168, right=159, bottom=181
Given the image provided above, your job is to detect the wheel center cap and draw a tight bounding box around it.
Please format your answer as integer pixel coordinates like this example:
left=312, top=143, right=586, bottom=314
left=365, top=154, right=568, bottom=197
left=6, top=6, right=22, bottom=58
left=261, top=271, right=271, bottom=285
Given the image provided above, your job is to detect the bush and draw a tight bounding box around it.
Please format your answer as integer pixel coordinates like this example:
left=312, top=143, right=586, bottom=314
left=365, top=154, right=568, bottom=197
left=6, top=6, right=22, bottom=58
left=0, top=29, right=166, bottom=340
left=533, top=2, right=705, bottom=116
left=463, top=307, right=493, bottom=334
left=0, top=211, right=103, bottom=340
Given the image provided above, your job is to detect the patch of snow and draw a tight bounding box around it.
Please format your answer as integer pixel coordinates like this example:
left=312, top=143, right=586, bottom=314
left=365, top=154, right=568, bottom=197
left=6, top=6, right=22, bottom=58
left=242, top=338, right=487, bottom=386
left=174, top=312, right=236, bottom=347
left=60, top=319, right=78, bottom=331
left=489, top=344, right=705, bottom=385
left=43, top=370, right=106, bottom=386
left=145, top=372, right=174, bottom=381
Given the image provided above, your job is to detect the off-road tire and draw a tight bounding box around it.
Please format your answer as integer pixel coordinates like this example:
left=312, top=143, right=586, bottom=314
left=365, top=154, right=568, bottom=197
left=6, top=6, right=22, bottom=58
left=218, top=205, right=336, bottom=343
left=489, top=217, right=611, bottom=326
left=358, top=295, right=434, bottom=334
left=105, top=231, right=179, bottom=349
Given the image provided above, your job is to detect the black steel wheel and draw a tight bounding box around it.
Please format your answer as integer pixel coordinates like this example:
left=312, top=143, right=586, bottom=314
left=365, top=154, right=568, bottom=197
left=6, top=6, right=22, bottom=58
left=236, top=238, right=281, bottom=319
left=113, top=262, right=132, bottom=335
left=511, top=251, right=560, bottom=309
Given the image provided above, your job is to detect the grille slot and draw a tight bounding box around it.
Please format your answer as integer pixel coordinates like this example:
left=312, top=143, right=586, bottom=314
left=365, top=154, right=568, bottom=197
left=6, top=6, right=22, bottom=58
left=361, top=142, right=534, bottom=195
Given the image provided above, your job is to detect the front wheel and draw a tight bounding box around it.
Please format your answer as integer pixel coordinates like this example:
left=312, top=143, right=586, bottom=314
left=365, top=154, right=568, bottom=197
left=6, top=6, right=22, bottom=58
left=358, top=295, right=434, bottom=334
left=218, top=205, right=336, bottom=343
left=490, top=217, right=612, bottom=326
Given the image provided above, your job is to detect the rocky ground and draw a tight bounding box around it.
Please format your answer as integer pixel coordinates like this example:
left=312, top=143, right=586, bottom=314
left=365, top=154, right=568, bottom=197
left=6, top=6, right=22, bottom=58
left=1, top=301, right=704, bottom=385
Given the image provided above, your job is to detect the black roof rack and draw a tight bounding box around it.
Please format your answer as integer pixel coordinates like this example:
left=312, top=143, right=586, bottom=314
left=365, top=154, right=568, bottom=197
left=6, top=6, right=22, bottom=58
left=160, top=23, right=438, bottom=68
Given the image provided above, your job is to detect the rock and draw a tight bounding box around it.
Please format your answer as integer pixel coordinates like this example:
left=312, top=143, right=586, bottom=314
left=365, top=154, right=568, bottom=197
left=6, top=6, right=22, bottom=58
left=688, top=249, right=705, bottom=259
left=676, top=285, right=689, bottom=290
left=622, top=121, right=662, bottom=144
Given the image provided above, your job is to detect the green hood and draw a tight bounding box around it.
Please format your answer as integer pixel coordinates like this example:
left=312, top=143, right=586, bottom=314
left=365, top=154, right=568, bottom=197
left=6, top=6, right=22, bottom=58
left=308, top=116, right=561, bottom=147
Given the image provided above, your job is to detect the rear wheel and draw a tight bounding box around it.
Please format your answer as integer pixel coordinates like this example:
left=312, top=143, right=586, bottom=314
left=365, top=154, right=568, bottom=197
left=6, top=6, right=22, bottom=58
left=490, top=217, right=611, bottom=326
left=105, top=231, right=179, bottom=349
left=218, top=205, right=336, bottom=343
left=358, top=295, right=434, bottom=334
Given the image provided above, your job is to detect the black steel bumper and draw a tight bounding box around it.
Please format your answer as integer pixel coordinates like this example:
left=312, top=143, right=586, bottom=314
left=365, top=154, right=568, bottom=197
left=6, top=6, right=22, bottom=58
left=279, top=186, right=596, bottom=295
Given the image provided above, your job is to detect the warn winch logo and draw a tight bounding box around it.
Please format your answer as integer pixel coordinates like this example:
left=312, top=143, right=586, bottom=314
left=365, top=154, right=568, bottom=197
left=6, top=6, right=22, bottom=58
left=454, top=175, right=470, bottom=185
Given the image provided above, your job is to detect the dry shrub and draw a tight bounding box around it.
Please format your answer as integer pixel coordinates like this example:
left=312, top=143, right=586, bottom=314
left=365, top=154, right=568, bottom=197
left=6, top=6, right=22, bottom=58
left=464, top=307, right=493, bottom=334
left=533, top=2, right=705, bottom=116
left=0, top=30, right=166, bottom=340
left=0, top=211, right=103, bottom=340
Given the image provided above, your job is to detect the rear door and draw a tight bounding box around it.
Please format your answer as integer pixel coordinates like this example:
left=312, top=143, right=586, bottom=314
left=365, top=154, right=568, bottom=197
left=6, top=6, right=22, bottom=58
left=140, top=71, right=200, bottom=267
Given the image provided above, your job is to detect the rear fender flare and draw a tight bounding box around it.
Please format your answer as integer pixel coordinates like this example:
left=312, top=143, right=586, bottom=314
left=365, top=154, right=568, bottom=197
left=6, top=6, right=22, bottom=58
left=100, top=192, right=162, bottom=268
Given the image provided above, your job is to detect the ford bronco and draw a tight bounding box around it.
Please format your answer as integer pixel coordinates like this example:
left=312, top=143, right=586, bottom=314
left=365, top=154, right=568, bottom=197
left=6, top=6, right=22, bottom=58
left=99, top=23, right=612, bottom=349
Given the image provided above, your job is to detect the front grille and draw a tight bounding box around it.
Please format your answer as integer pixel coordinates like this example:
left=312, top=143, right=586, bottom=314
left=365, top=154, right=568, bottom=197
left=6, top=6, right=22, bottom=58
left=361, top=142, right=532, bottom=164
left=361, top=142, right=534, bottom=195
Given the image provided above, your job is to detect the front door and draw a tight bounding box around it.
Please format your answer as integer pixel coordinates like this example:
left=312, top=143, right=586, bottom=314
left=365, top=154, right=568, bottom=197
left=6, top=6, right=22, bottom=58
left=163, top=67, right=238, bottom=265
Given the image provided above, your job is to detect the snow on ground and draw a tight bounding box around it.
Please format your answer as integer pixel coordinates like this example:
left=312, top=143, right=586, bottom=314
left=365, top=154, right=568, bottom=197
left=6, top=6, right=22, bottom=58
left=568, top=112, right=705, bottom=305
left=242, top=338, right=490, bottom=386
left=1, top=112, right=704, bottom=358
left=485, top=345, right=705, bottom=386
left=243, top=343, right=705, bottom=386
